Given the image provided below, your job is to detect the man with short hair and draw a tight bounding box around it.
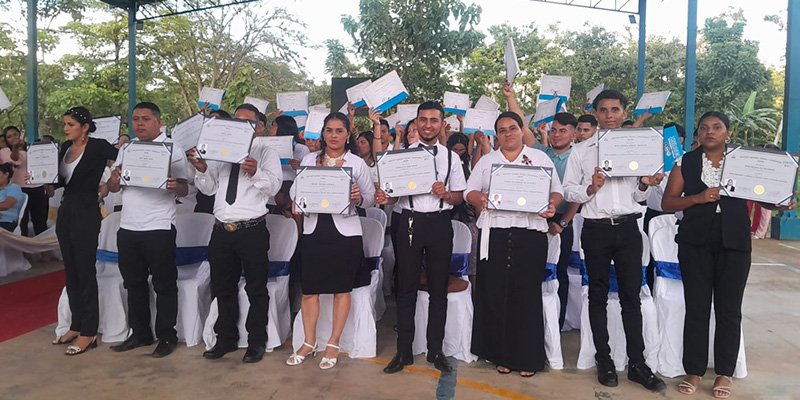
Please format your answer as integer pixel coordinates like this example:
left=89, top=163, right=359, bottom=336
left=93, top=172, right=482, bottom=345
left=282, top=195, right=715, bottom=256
left=188, top=103, right=282, bottom=363
left=563, top=89, right=666, bottom=391
left=576, top=114, right=598, bottom=143
left=107, top=102, right=189, bottom=358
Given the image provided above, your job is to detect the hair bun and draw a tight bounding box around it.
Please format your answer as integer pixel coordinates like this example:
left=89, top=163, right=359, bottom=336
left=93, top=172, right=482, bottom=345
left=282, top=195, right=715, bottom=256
left=89, top=121, right=97, bottom=133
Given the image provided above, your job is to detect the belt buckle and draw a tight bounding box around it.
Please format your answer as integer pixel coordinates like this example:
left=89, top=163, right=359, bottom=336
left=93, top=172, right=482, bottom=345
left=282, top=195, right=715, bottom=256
left=224, top=223, right=237, bottom=232
left=609, top=216, right=620, bottom=226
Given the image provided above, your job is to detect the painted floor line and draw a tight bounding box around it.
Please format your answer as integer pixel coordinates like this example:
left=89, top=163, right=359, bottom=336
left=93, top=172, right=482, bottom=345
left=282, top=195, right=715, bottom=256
left=776, top=242, right=800, bottom=251
left=364, top=357, right=539, bottom=400
left=752, top=263, right=788, bottom=266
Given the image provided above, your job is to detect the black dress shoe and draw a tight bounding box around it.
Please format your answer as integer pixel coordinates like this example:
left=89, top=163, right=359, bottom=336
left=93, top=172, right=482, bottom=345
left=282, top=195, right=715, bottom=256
left=628, top=362, right=666, bottom=391
left=202, top=343, right=237, bottom=360
left=597, top=361, right=619, bottom=387
left=383, top=352, right=414, bottom=374
left=426, top=351, right=453, bottom=373
left=242, top=346, right=265, bottom=363
left=152, top=339, right=177, bottom=358
left=110, top=336, right=154, bottom=352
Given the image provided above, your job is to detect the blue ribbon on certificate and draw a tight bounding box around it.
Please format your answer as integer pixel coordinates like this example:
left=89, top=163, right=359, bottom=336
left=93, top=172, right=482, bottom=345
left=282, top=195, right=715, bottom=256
left=444, top=107, right=467, bottom=115
left=283, top=110, right=308, bottom=117
left=538, top=93, right=567, bottom=112
left=663, top=125, right=684, bottom=172
left=353, top=99, right=367, bottom=108
left=633, top=106, right=664, bottom=116
left=197, top=101, right=220, bottom=111
left=463, top=127, right=496, bottom=136
left=303, top=130, right=320, bottom=140
left=375, top=91, right=410, bottom=113
left=543, top=262, right=558, bottom=282
left=654, top=261, right=682, bottom=280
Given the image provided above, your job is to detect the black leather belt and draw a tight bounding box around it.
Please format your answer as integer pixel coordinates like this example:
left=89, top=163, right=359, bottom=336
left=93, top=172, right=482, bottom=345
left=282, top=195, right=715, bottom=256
left=583, top=213, right=642, bottom=226
left=214, top=215, right=265, bottom=232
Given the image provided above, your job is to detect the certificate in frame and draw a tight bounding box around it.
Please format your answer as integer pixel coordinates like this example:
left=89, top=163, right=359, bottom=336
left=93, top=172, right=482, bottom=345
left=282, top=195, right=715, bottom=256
left=596, top=127, right=664, bottom=177
left=293, top=166, right=353, bottom=215
left=120, top=141, right=173, bottom=189
left=196, top=117, right=254, bottom=163
left=720, top=146, right=799, bottom=206
left=376, top=147, right=438, bottom=198
left=488, top=164, right=552, bottom=213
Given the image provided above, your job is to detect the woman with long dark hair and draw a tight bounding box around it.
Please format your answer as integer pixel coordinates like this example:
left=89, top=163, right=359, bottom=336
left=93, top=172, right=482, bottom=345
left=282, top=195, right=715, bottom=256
left=286, top=112, right=375, bottom=370
left=52, top=107, right=118, bottom=355
left=0, top=126, right=51, bottom=237
left=662, top=111, right=794, bottom=398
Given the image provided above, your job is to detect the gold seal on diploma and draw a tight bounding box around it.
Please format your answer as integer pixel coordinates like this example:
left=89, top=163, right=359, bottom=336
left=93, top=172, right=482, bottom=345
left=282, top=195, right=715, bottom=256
left=41, top=171, right=47, bottom=178
left=628, top=161, right=639, bottom=171
left=517, top=197, right=527, bottom=206
left=320, top=199, right=330, bottom=208
left=221, top=148, right=230, bottom=157
left=753, top=185, right=765, bottom=195
left=142, top=175, right=151, bottom=183
left=407, top=181, right=417, bottom=190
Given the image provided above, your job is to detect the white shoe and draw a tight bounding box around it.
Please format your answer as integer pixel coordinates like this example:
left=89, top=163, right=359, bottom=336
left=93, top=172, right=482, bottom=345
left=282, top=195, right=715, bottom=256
left=319, top=343, right=340, bottom=370
left=286, top=342, right=317, bottom=366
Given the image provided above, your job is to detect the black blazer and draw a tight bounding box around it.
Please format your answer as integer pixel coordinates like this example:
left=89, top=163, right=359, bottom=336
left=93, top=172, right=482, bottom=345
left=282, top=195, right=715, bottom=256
left=677, top=147, right=751, bottom=251
left=58, top=137, right=118, bottom=197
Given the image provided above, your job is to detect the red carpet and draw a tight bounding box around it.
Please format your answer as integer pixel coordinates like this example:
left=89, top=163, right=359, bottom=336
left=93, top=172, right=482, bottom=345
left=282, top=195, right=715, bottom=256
left=0, top=270, right=64, bottom=343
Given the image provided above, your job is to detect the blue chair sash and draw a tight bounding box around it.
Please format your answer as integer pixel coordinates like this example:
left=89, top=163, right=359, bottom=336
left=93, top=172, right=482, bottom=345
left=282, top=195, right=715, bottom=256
left=654, top=261, right=682, bottom=280
left=97, top=246, right=209, bottom=267
left=579, top=264, right=648, bottom=292
left=543, top=262, right=558, bottom=282
left=268, top=261, right=290, bottom=278
left=365, top=256, right=381, bottom=271
left=450, top=253, right=470, bottom=277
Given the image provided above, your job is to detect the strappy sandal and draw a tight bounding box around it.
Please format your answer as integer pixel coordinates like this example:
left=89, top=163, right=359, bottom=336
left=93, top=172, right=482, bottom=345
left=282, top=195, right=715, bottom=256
left=496, top=365, right=511, bottom=374
left=286, top=342, right=317, bottom=366
left=712, top=376, right=732, bottom=399
left=519, top=371, right=536, bottom=378
left=678, top=375, right=701, bottom=395
left=52, top=331, right=79, bottom=345
left=65, top=337, right=97, bottom=356
left=319, top=343, right=340, bottom=370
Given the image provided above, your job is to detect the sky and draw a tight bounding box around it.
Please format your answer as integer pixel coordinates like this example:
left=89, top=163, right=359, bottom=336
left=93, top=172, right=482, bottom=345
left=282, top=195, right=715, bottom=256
left=0, top=0, right=790, bottom=84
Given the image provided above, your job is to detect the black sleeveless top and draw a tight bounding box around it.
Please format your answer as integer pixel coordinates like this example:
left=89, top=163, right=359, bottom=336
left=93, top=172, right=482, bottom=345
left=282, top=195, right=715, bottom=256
left=677, top=148, right=751, bottom=252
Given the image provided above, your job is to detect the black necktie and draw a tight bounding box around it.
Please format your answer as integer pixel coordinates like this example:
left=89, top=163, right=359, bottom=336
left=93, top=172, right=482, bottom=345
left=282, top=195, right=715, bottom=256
left=225, top=163, right=240, bottom=205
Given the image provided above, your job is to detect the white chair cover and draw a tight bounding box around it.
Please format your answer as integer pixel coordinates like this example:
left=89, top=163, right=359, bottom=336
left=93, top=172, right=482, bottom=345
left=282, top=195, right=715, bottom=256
left=647, top=214, right=677, bottom=238
left=577, top=229, right=659, bottom=371
left=543, top=233, right=563, bottom=369
left=56, top=212, right=130, bottom=343
left=365, top=207, right=387, bottom=229
left=563, top=214, right=584, bottom=331
left=365, top=207, right=394, bottom=297
left=290, top=217, right=382, bottom=358
left=361, top=218, right=386, bottom=319
left=203, top=215, right=297, bottom=351
left=412, top=220, right=477, bottom=363
left=0, top=193, right=30, bottom=277
left=650, top=224, right=747, bottom=378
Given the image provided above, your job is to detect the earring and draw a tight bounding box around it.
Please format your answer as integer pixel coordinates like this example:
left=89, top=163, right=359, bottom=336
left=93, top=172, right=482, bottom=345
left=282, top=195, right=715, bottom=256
left=725, top=137, right=731, bottom=144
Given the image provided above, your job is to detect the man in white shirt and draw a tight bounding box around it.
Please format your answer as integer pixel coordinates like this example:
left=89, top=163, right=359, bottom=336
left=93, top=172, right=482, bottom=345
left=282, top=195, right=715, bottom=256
left=376, top=102, right=467, bottom=374
left=188, top=103, right=282, bottom=363
left=107, top=102, right=189, bottom=358
left=562, top=90, right=666, bottom=391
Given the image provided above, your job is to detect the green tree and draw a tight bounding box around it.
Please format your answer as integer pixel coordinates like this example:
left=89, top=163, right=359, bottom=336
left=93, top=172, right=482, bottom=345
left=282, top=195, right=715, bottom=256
left=324, top=39, right=363, bottom=78
left=728, top=91, right=780, bottom=146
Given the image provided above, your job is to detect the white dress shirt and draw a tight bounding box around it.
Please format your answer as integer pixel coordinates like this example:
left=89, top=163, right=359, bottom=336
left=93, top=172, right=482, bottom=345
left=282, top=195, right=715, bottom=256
left=466, top=146, right=563, bottom=233
left=394, top=141, right=467, bottom=212
left=194, top=139, right=282, bottom=223
left=112, top=133, right=190, bottom=231
left=646, top=171, right=670, bottom=212
left=282, top=143, right=310, bottom=181
left=562, top=133, right=651, bottom=219
left=291, top=151, right=375, bottom=237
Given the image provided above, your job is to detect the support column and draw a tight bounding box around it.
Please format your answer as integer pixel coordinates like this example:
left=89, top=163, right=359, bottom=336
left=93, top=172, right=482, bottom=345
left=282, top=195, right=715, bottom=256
left=127, top=1, right=137, bottom=137
left=25, top=0, right=38, bottom=143
left=773, top=0, right=800, bottom=240
left=636, top=0, right=647, bottom=101
left=684, top=0, right=698, bottom=150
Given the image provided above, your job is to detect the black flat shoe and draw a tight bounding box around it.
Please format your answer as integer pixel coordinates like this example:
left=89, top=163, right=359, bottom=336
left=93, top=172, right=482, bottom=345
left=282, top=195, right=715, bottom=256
left=383, top=352, right=414, bottom=374
left=110, top=336, right=154, bottom=352
left=427, top=351, right=453, bottom=373
left=203, top=343, right=237, bottom=360
left=597, top=361, right=619, bottom=387
left=242, top=346, right=265, bottom=363
left=628, top=362, right=666, bottom=392
left=152, top=340, right=178, bottom=358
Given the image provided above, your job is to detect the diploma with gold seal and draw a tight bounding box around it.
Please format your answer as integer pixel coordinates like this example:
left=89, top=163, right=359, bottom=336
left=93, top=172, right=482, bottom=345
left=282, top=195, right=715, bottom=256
left=293, top=166, right=353, bottom=215
left=376, top=147, right=438, bottom=198
left=720, top=146, right=798, bottom=205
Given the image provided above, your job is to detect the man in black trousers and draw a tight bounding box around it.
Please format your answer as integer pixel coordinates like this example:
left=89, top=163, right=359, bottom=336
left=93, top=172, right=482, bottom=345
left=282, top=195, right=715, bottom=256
left=107, top=102, right=189, bottom=357
left=188, top=103, right=282, bottom=363
left=376, top=102, right=467, bottom=374
left=563, top=90, right=666, bottom=391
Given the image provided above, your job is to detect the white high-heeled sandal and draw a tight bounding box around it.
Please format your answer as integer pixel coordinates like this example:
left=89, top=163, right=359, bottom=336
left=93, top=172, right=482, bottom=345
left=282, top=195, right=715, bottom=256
left=319, top=343, right=340, bottom=370
left=286, top=342, right=317, bottom=366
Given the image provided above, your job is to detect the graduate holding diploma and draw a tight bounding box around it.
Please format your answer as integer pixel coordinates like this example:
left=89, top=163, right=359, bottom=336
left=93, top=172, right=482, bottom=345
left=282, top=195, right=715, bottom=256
left=465, top=111, right=562, bottom=377
left=287, top=112, right=375, bottom=370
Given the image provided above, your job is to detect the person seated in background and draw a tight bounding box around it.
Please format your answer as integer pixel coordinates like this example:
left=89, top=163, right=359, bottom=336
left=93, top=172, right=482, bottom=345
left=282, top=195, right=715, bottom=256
left=0, top=162, right=24, bottom=231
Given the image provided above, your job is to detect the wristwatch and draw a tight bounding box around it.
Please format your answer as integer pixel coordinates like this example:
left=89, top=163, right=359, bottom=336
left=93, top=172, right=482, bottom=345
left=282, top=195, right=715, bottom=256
left=558, top=220, right=569, bottom=229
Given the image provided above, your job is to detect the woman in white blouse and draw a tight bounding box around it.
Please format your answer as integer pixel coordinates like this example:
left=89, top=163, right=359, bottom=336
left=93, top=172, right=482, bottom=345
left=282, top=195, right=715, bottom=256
left=287, top=112, right=376, bottom=370
left=465, top=111, right=563, bottom=377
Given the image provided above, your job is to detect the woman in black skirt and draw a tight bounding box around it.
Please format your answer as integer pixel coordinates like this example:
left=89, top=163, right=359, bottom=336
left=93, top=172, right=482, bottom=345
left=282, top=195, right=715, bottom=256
left=286, top=112, right=375, bottom=370
left=52, top=107, right=118, bottom=355
left=465, top=112, right=563, bottom=377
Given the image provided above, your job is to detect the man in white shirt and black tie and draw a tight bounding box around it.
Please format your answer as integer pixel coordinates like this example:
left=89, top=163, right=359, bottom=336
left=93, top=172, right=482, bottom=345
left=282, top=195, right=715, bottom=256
left=563, top=90, right=666, bottom=391
left=107, top=102, right=189, bottom=358
left=188, top=103, right=282, bottom=363
left=376, top=102, right=467, bottom=374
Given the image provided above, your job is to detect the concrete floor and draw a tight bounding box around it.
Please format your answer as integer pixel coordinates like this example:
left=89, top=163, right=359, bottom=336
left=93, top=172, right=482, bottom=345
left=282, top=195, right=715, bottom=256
left=1, top=239, right=799, bottom=400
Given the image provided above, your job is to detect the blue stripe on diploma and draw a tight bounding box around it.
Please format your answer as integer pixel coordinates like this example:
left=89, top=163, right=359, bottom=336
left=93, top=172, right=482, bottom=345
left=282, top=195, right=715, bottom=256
left=303, top=130, right=320, bottom=140
left=444, top=107, right=466, bottom=115
left=197, top=101, right=220, bottom=111
left=654, top=261, right=682, bottom=280
left=354, top=100, right=367, bottom=108
left=375, top=91, right=409, bottom=113
left=283, top=110, right=308, bottom=117
left=634, top=106, right=664, bottom=115
left=463, top=127, right=496, bottom=136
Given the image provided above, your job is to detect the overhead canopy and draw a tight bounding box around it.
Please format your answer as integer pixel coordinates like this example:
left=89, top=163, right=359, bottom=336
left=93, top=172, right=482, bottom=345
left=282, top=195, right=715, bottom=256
left=99, top=0, right=258, bottom=21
